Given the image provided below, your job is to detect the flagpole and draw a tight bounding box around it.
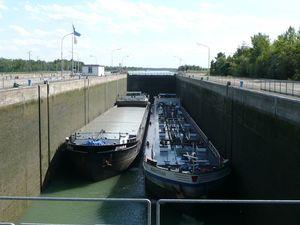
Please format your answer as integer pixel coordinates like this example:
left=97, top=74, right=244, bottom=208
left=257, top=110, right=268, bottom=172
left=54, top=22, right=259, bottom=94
left=69, top=25, right=81, bottom=76
left=71, top=33, right=74, bottom=76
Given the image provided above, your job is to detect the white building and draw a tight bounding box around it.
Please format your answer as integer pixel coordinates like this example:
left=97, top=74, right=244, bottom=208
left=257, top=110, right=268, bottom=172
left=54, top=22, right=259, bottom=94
left=82, top=64, right=105, bottom=76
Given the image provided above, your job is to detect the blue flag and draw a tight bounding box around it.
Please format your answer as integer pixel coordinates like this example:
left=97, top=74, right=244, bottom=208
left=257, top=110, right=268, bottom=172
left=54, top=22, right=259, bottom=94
left=73, top=25, right=81, bottom=37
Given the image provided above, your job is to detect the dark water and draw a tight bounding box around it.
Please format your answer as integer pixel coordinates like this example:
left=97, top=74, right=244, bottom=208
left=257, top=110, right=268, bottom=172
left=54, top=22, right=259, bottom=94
left=18, top=159, right=147, bottom=225
left=17, top=152, right=244, bottom=225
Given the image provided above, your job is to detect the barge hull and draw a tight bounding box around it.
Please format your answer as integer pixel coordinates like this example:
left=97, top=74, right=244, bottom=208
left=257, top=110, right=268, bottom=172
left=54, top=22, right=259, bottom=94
left=144, top=162, right=230, bottom=198
left=66, top=105, right=149, bottom=181
left=67, top=141, right=143, bottom=181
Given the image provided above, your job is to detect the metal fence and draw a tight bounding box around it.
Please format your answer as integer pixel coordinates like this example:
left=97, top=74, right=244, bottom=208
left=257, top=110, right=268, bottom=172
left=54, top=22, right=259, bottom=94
left=0, top=73, right=124, bottom=90
left=0, top=72, right=77, bottom=89
left=179, top=73, right=300, bottom=98
left=156, top=199, right=300, bottom=225
left=0, top=196, right=151, bottom=225
left=2, top=196, right=300, bottom=225
left=260, top=79, right=300, bottom=97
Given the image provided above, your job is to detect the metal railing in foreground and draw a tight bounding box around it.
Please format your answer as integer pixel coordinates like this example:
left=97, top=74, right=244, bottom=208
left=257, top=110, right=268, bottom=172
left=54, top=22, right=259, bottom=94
left=156, top=198, right=300, bottom=225
left=0, top=196, right=151, bottom=225
left=2, top=196, right=300, bottom=225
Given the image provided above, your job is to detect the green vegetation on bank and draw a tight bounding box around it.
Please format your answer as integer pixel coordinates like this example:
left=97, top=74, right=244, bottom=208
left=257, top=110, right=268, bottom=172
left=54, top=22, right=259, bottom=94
left=178, top=65, right=207, bottom=72
left=210, top=26, right=300, bottom=80
left=0, top=58, right=84, bottom=72
left=0, top=58, right=177, bottom=74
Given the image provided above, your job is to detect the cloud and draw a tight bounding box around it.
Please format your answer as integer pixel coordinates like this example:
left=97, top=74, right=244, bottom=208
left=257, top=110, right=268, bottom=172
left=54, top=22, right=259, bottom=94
left=0, top=0, right=7, bottom=18
left=0, top=0, right=6, bottom=10
left=24, top=2, right=104, bottom=26
left=9, top=24, right=62, bottom=44
left=22, top=0, right=297, bottom=39
left=10, top=25, right=31, bottom=36
left=1, top=0, right=298, bottom=66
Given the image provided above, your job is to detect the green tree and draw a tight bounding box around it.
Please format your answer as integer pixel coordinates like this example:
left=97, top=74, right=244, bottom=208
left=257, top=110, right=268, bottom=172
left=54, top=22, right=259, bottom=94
left=210, top=52, right=230, bottom=76
left=209, top=26, right=300, bottom=80
left=249, top=33, right=270, bottom=77
left=229, top=45, right=251, bottom=77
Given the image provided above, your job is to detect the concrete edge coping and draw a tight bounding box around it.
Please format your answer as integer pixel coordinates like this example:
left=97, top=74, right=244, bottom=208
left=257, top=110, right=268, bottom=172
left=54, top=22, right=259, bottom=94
left=0, top=75, right=127, bottom=108
left=179, top=76, right=300, bottom=125
left=180, top=75, right=300, bottom=103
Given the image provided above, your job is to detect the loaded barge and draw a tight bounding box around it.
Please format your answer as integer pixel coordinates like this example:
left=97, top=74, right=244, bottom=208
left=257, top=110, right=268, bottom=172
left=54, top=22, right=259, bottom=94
left=144, top=94, right=230, bottom=198
left=66, top=92, right=150, bottom=181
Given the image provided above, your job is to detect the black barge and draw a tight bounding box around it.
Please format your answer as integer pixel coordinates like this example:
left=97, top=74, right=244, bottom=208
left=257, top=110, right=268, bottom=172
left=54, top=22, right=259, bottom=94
left=65, top=92, right=150, bottom=181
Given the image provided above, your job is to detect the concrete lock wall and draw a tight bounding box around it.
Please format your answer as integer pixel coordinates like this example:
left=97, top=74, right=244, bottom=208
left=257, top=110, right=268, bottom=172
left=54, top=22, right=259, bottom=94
left=0, top=75, right=127, bottom=221
left=128, top=74, right=300, bottom=222
left=176, top=76, right=300, bottom=224
left=127, top=74, right=300, bottom=198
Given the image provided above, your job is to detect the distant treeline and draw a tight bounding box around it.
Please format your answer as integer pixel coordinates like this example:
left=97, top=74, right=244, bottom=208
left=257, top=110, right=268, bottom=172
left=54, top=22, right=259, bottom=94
left=210, top=26, right=300, bottom=80
left=178, top=65, right=206, bottom=72
left=0, top=58, right=178, bottom=73
left=0, top=58, right=85, bottom=72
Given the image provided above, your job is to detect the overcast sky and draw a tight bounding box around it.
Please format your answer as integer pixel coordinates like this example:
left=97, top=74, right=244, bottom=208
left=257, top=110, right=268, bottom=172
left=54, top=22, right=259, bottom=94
left=0, top=0, right=299, bottom=68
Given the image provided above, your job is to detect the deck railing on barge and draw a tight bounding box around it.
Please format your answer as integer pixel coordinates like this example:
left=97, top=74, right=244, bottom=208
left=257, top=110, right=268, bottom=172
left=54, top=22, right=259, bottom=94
left=180, top=107, right=222, bottom=166
left=73, top=131, right=132, bottom=140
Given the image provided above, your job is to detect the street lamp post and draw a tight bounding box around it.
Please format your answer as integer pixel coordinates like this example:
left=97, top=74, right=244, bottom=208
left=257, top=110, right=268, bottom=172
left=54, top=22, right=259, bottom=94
left=61, top=32, right=73, bottom=76
left=36, top=56, right=42, bottom=72
left=173, top=56, right=182, bottom=69
left=90, top=54, right=98, bottom=64
left=27, top=51, right=32, bottom=72
left=111, top=48, right=121, bottom=68
left=77, top=57, right=81, bottom=73
left=121, top=55, right=129, bottom=69
left=196, top=42, right=210, bottom=76
left=70, top=51, right=79, bottom=74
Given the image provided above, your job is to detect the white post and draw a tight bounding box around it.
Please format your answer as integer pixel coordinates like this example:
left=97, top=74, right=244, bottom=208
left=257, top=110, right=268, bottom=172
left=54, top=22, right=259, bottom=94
left=208, top=47, right=210, bottom=76
left=28, top=51, right=31, bottom=72
left=173, top=56, right=182, bottom=68
left=196, top=42, right=210, bottom=76
left=121, top=55, right=129, bottom=69
left=90, top=55, right=98, bottom=64
left=111, top=48, right=121, bottom=68
left=60, top=33, right=73, bottom=77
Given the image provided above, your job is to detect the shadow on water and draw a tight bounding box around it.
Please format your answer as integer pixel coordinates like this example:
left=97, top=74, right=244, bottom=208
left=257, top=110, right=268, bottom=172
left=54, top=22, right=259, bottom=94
left=95, top=160, right=148, bottom=225
left=42, top=145, right=95, bottom=194
left=24, top=142, right=148, bottom=225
